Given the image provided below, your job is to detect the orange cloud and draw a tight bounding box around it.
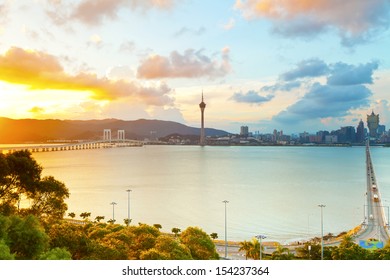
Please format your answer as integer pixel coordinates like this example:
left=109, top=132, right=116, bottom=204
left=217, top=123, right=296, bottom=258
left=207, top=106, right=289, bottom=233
left=235, top=0, right=390, bottom=44
left=0, top=47, right=173, bottom=106
left=137, top=48, right=232, bottom=79
left=47, top=0, right=178, bottom=25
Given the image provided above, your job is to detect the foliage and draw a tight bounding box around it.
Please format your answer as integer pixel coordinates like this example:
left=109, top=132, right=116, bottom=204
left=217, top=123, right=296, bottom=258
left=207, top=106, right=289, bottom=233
left=153, top=224, right=162, bottom=230
left=180, top=226, right=219, bottom=260
left=80, top=212, right=91, bottom=220
left=210, top=233, right=218, bottom=240
left=331, top=236, right=369, bottom=260
left=39, top=247, right=72, bottom=260
left=68, top=212, right=76, bottom=219
left=172, top=227, right=181, bottom=237
left=238, top=238, right=262, bottom=260
left=3, top=214, right=48, bottom=259
left=0, top=151, right=69, bottom=220
left=270, top=245, right=294, bottom=260
left=0, top=239, right=15, bottom=260
left=141, top=235, right=192, bottom=260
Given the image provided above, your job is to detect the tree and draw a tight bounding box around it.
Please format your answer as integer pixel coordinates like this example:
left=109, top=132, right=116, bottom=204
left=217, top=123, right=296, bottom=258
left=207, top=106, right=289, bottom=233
left=7, top=215, right=49, bottom=259
left=153, top=224, right=162, bottom=230
left=180, top=227, right=219, bottom=260
left=0, top=151, right=69, bottom=220
left=95, top=216, right=105, bottom=223
left=141, top=235, right=192, bottom=260
left=124, top=218, right=132, bottom=226
left=28, top=176, right=69, bottom=220
left=296, top=242, right=322, bottom=260
left=210, top=233, right=218, bottom=240
left=172, top=227, right=181, bottom=237
left=68, top=212, right=76, bottom=219
left=0, top=239, right=14, bottom=260
left=270, top=245, right=294, bottom=260
left=80, top=212, right=91, bottom=220
left=331, top=235, right=368, bottom=260
left=39, top=247, right=72, bottom=260
left=239, top=240, right=252, bottom=260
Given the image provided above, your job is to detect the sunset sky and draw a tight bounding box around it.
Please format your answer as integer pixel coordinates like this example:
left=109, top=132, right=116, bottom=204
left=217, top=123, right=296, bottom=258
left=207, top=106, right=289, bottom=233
left=1, top=0, right=390, bottom=134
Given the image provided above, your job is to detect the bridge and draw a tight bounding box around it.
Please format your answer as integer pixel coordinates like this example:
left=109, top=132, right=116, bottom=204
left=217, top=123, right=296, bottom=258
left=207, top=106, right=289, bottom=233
left=0, top=129, right=143, bottom=154
left=355, top=141, right=389, bottom=243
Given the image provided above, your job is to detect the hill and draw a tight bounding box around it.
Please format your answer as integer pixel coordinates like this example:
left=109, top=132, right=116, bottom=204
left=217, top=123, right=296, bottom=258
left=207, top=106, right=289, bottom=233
left=0, top=117, right=230, bottom=143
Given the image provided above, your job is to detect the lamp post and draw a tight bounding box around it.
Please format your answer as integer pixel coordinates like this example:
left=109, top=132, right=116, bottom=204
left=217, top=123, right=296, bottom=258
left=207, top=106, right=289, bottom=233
left=255, top=234, right=266, bottom=260
left=110, top=202, right=117, bottom=223
left=126, top=189, right=132, bottom=226
left=318, top=204, right=326, bottom=260
left=222, top=200, right=229, bottom=259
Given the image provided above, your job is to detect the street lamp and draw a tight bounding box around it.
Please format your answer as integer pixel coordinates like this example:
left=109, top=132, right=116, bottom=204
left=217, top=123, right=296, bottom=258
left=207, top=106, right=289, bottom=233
left=255, top=234, right=266, bottom=260
left=110, top=202, right=117, bottom=223
left=126, top=189, right=132, bottom=226
left=318, top=204, right=326, bottom=260
left=222, top=200, right=229, bottom=259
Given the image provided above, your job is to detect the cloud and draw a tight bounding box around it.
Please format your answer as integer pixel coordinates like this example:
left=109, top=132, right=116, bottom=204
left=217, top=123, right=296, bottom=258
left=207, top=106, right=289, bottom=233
left=0, top=47, right=173, bottom=106
left=137, top=47, right=232, bottom=79
left=280, top=58, right=330, bottom=81
left=223, top=18, right=236, bottom=30
left=173, top=26, right=206, bottom=37
left=230, top=90, right=274, bottom=104
left=274, top=83, right=372, bottom=123
left=88, top=34, right=104, bottom=48
left=119, top=40, right=136, bottom=53
left=327, top=61, right=379, bottom=86
left=28, top=106, right=45, bottom=114
left=46, top=0, right=178, bottom=26
left=261, top=81, right=301, bottom=92
left=235, top=0, right=390, bottom=45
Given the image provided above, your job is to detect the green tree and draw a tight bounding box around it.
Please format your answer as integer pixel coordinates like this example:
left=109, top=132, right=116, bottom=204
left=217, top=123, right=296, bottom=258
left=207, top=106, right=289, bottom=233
left=39, top=247, right=72, bottom=260
left=141, top=235, right=192, bottom=260
left=28, top=176, right=69, bottom=220
left=172, top=227, right=181, bottom=237
left=95, top=216, right=105, bottom=223
left=68, top=212, right=76, bottom=219
left=124, top=218, right=132, bottom=226
left=296, top=242, right=322, bottom=260
left=180, top=227, right=219, bottom=260
left=331, top=235, right=368, bottom=260
left=0, top=239, right=15, bottom=260
left=80, top=212, right=91, bottom=220
left=7, top=215, right=49, bottom=259
left=270, top=245, right=294, bottom=260
left=153, top=224, right=162, bottom=230
left=210, top=233, right=218, bottom=240
left=239, top=240, right=252, bottom=260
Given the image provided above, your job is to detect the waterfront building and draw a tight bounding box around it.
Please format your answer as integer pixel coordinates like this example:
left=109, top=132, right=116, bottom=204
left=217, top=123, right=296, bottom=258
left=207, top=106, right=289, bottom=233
left=240, top=126, right=249, bottom=137
left=367, top=111, right=379, bottom=139
left=378, top=125, right=386, bottom=136
left=199, top=92, right=206, bottom=146
left=356, top=120, right=365, bottom=143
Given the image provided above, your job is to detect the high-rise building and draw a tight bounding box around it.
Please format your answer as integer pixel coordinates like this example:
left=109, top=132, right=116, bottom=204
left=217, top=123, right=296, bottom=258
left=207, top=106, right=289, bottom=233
left=367, top=111, right=379, bottom=139
left=356, top=119, right=365, bottom=143
left=240, top=126, right=249, bottom=137
left=199, top=92, right=206, bottom=146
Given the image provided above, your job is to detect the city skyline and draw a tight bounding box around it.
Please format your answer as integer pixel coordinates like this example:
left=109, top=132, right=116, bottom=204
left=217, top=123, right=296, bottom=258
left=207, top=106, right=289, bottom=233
left=1, top=1, right=390, bottom=134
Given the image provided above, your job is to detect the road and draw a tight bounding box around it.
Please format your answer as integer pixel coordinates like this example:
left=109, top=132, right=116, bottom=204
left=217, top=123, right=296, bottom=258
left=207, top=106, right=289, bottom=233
left=355, top=142, right=389, bottom=243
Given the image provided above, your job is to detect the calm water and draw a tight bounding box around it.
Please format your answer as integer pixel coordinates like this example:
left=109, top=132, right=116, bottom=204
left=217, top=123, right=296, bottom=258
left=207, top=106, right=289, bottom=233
left=23, top=145, right=390, bottom=243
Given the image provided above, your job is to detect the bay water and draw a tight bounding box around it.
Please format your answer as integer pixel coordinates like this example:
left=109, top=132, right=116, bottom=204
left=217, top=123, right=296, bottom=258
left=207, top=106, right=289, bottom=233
left=22, top=145, right=390, bottom=243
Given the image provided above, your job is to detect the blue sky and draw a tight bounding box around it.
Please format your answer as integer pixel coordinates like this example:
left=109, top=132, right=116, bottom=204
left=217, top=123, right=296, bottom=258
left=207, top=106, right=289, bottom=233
left=1, top=0, right=390, bottom=134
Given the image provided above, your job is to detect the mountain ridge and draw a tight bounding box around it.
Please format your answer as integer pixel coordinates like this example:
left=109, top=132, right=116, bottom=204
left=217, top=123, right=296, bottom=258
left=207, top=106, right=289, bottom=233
left=0, top=117, right=230, bottom=143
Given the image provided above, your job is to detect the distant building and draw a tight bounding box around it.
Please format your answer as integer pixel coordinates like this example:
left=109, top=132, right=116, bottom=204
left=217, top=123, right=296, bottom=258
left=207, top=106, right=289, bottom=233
left=377, top=125, right=386, bottom=136
left=367, top=111, right=379, bottom=139
left=240, top=126, right=249, bottom=137
left=356, top=119, right=365, bottom=143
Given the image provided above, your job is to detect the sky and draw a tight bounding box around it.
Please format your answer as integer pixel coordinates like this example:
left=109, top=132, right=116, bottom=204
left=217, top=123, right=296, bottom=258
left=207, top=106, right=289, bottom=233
left=1, top=0, right=390, bottom=134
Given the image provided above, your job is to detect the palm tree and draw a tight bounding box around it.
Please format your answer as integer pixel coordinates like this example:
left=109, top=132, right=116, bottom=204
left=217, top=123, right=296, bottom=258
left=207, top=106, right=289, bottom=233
left=68, top=212, right=76, bottom=219
left=95, top=216, right=105, bottom=223
left=124, top=218, right=132, bottom=226
left=80, top=212, right=91, bottom=220
left=210, top=233, right=218, bottom=240
left=172, top=227, right=181, bottom=237
left=270, top=245, right=294, bottom=260
left=238, top=240, right=252, bottom=260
